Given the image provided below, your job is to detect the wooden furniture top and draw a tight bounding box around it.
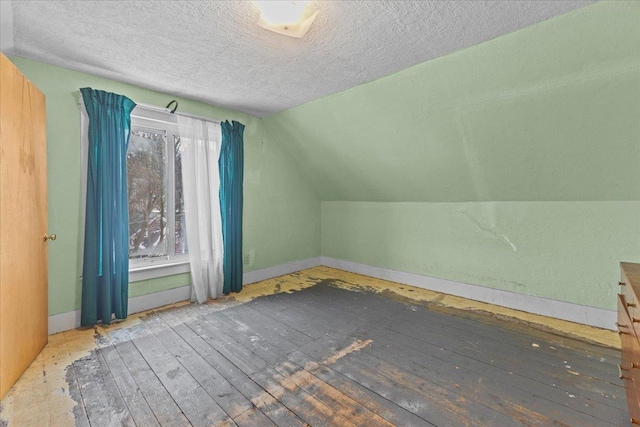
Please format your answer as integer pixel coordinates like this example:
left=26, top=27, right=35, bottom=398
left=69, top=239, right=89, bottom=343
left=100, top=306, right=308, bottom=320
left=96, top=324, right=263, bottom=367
left=622, top=262, right=640, bottom=292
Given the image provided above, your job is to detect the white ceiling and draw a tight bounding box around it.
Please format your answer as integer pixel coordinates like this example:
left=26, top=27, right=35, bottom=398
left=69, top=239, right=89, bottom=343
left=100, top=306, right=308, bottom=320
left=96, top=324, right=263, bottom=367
left=2, top=0, right=594, bottom=117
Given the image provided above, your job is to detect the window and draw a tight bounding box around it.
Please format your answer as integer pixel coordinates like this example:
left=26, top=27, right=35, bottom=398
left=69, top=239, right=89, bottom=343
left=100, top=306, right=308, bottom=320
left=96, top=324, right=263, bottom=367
left=80, top=101, right=191, bottom=281
left=127, top=108, right=189, bottom=275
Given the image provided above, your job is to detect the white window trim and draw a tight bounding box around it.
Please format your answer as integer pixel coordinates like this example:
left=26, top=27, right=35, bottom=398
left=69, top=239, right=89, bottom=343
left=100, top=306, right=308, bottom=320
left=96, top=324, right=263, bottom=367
left=128, top=109, right=189, bottom=279
left=129, top=259, right=190, bottom=282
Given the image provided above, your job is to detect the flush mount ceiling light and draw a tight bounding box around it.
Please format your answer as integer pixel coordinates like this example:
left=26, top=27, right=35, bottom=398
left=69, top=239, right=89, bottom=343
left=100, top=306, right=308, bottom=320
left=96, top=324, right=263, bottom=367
left=254, top=1, right=318, bottom=38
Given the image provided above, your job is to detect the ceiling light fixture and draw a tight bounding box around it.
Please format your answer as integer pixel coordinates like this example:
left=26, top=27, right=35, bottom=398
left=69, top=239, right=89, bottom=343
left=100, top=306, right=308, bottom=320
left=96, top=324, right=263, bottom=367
left=254, top=1, right=318, bottom=38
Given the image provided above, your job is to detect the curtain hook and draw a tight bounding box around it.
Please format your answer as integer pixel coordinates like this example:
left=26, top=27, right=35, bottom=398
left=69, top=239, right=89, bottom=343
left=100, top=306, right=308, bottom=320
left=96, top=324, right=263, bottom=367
left=166, top=100, right=178, bottom=114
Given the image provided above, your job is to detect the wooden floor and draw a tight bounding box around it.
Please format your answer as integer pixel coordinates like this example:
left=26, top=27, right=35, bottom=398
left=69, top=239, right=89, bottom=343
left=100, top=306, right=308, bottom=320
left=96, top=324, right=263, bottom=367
left=0, top=267, right=627, bottom=426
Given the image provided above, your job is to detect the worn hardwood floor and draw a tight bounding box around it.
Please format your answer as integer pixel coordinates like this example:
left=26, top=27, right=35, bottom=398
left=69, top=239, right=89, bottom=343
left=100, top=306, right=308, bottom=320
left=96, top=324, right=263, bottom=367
left=0, top=267, right=626, bottom=426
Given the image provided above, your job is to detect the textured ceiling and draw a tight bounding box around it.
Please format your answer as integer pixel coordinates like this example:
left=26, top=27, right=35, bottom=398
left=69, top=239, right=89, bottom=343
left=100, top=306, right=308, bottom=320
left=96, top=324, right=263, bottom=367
left=3, top=0, right=594, bottom=117
left=264, top=1, right=640, bottom=202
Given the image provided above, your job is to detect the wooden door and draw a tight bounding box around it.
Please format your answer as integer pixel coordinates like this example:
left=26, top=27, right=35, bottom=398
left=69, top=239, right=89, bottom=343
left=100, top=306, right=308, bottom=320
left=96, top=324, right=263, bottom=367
left=0, top=53, right=49, bottom=399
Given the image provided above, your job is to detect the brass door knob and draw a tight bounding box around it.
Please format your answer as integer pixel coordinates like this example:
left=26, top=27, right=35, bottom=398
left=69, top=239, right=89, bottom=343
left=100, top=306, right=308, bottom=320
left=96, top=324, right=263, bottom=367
left=43, top=234, right=57, bottom=242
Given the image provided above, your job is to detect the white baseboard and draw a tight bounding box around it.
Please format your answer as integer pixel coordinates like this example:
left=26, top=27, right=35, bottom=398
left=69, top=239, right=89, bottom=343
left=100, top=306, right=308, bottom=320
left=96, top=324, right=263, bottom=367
left=49, top=310, right=82, bottom=335
left=49, top=257, right=323, bottom=335
left=48, top=285, right=192, bottom=335
left=51, top=256, right=613, bottom=333
left=243, top=257, right=322, bottom=285
left=321, top=257, right=617, bottom=331
left=127, top=285, right=192, bottom=315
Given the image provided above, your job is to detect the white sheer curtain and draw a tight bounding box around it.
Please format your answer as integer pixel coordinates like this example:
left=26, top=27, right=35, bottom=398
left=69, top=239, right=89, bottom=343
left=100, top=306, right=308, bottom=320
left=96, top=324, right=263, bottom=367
left=177, top=116, right=224, bottom=303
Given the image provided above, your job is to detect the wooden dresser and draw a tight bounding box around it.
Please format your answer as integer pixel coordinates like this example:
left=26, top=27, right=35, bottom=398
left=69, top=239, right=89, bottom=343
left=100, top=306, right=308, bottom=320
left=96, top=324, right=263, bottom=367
left=619, top=262, right=640, bottom=424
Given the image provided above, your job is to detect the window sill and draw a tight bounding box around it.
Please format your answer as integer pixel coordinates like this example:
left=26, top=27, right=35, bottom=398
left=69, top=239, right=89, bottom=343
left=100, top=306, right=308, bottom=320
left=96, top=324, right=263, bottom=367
left=129, top=260, right=190, bottom=283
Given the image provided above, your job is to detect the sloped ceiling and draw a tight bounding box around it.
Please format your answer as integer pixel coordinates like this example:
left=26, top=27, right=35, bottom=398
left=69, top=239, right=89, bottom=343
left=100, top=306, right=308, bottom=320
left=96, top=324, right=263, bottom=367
left=264, top=2, right=640, bottom=202
left=2, top=0, right=594, bottom=117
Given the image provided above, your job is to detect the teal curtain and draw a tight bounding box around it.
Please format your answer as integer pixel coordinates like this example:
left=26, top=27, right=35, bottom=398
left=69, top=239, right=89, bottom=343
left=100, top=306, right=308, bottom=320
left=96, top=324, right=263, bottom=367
left=80, top=88, right=136, bottom=326
left=219, top=120, right=245, bottom=294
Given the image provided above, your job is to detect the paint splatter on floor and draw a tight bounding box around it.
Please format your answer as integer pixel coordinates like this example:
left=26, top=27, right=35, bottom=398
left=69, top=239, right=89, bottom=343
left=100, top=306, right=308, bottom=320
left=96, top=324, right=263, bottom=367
left=0, top=266, right=620, bottom=426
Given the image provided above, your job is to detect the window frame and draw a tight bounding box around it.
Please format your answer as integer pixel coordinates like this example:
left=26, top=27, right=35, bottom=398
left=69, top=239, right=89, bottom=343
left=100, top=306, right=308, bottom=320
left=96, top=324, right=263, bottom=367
left=127, top=108, right=190, bottom=281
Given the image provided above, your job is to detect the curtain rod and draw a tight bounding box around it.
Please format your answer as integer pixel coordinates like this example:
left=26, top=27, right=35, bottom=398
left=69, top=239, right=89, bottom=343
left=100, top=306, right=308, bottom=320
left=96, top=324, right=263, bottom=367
left=77, top=91, right=221, bottom=125
left=134, top=102, right=221, bottom=125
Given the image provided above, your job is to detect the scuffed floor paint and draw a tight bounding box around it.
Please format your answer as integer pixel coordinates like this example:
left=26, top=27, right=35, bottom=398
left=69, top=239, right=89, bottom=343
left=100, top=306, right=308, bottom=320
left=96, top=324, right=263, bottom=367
left=0, top=305, right=185, bottom=426
left=302, top=266, right=620, bottom=349
left=323, top=339, right=373, bottom=365
left=0, top=266, right=619, bottom=425
left=250, top=339, right=382, bottom=427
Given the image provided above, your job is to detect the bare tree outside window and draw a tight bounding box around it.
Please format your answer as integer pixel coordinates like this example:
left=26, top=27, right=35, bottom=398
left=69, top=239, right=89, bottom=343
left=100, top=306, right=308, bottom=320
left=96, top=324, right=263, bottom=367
left=126, top=115, right=189, bottom=265
left=127, top=129, right=168, bottom=259
left=174, top=135, right=188, bottom=255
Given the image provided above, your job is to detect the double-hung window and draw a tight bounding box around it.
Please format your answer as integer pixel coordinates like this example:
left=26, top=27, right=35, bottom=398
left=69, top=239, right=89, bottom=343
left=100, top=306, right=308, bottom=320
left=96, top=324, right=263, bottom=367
left=127, top=108, right=189, bottom=280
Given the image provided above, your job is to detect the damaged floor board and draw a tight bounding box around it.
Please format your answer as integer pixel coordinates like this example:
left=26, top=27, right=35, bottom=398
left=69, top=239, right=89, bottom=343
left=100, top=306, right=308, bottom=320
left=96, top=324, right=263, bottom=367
left=382, top=312, right=623, bottom=405
left=305, top=285, right=626, bottom=423
left=158, top=310, right=306, bottom=427
left=71, top=349, right=133, bottom=426
left=307, top=267, right=620, bottom=349
left=286, top=329, right=577, bottom=426
left=0, top=267, right=627, bottom=426
left=365, top=331, right=619, bottom=426
left=285, top=351, right=431, bottom=427
left=115, top=339, right=191, bottom=426
left=307, top=283, right=623, bottom=404
left=313, top=283, right=624, bottom=411
left=311, top=278, right=619, bottom=361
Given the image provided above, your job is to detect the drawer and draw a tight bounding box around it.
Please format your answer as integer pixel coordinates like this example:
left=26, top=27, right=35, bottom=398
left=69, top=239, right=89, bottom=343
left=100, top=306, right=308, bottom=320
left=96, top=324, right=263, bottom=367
left=622, top=331, right=640, bottom=371
left=619, top=294, right=638, bottom=339
left=621, top=266, right=640, bottom=321
left=621, top=282, right=640, bottom=324
left=621, top=264, right=640, bottom=425
left=633, top=361, right=640, bottom=386
left=623, top=376, right=640, bottom=425
left=629, top=295, right=640, bottom=327
left=619, top=296, right=640, bottom=371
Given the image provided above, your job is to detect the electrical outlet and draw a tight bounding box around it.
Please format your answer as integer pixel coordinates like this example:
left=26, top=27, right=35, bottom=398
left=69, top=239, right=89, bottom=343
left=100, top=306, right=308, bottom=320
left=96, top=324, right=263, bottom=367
left=243, top=254, right=250, bottom=265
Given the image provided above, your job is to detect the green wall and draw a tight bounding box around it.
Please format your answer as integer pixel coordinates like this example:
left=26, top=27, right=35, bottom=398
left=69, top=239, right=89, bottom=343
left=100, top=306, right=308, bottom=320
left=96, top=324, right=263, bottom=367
left=10, top=1, right=639, bottom=317
left=265, top=2, right=640, bottom=311
left=323, top=201, right=640, bottom=309
left=10, top=57, right=320, bottom=316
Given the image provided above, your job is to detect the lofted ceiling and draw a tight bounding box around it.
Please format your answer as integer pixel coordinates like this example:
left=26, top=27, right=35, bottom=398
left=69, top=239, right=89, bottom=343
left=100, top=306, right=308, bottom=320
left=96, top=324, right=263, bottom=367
left=0, top=0, right=594, bottom=117
left=264, top=1, right=640, bottom=202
